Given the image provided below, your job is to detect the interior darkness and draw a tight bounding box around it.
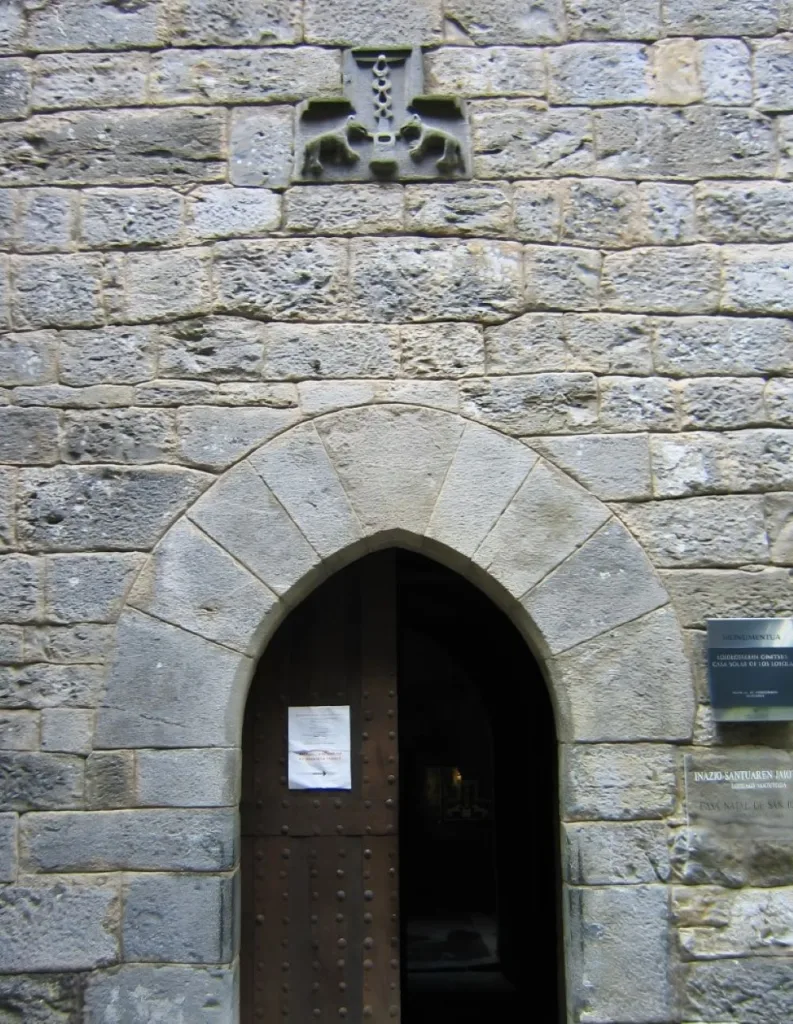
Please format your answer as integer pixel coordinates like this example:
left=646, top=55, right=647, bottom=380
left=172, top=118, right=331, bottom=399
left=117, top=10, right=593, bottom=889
left=396, top=550, right=562, bottom=1022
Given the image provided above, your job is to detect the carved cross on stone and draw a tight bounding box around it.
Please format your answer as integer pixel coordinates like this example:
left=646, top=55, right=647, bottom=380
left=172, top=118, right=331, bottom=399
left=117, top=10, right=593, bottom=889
left=294, top=47, right=471, bottom=183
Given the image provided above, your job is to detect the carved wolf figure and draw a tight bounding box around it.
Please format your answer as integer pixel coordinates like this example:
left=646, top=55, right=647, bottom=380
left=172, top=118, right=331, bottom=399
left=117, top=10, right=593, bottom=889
left=399, top=113, right=465, bottom=174
left=302, top=115, right=372, bottom=176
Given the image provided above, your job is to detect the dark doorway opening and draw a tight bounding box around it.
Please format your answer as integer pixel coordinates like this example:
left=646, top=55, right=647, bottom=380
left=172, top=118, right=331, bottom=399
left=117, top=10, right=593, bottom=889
left=396, top=550, right=560, bottom=1023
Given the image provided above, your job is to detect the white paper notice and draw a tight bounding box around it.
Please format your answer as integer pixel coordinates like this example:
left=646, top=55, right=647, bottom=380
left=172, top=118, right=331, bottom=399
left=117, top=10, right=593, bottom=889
left=288, top=705, right=352, bottom=790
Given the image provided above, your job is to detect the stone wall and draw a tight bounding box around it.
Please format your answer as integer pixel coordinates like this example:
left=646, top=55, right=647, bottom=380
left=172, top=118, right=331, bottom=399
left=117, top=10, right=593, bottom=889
left=0, top=0, right=792, bottom=1021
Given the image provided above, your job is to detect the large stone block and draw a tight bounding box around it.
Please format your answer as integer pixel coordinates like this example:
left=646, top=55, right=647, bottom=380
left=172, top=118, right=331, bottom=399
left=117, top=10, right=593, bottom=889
left=18, top=466, right=211, bottom=552
left=565, top=0, right=661, bottom=39
left=0, top=331, right=57, bottom=386
left=80, top=187, right=183, bottom=249
left=0, top=2, right=25, bottom=54
left=286, top=183, right=403, bottom=235
left=443, top=0, right=565, bottom=43
left=0, top=554, right=42, bottom=623
left=0, top=625, right=22, bottom=662
left=766, top=492, right=793, bottom=564
left=136, top=748, right=239, bottom=808
left=150, top=47, right=340, bottom=105
left=0, top=876, right=119, bottom=972
left=84, top=965, right=235, bottom=1023
left=616, top=495, right=768, bottom=567
left=0, top=812, right=15, bottom=880
left=158, top=316, right=264, bottom=381
left=349, top=238, right=523, bottom=322
left=561, top=178, right=641, bottom=249
left=684, top=958, right=793, bottom=1022
left=568, top=885, right=671, bottom=1022
left=601, top=245, right=720, bottom=313
left=401, top=323, right=483, bottom=378
left=186, top=185, right=281, bottom=242
left=696, top=182, right=793, bottom=243
left=15, top=188, right=74, bottom=253
left=675, top=885, right=793, bottom=959
left=529, top=433, right=651, bottom=500
left=86, top=751, right=134, bottom=810
left=123, top=873, right=234, bottom=964
left=650, top=37, right=701, bottom=105
left=564, top=821, right=670, bottom=884
left=404, top=183, right=512, bottom=236
left=525, top=244, right=601, bottom=310
left=661, top=568, right=793, bottom=628
left=45, top=552, right=143, bottom=624
left=61, top=409, right=176, bottom=464
left=0, top=408, right=58, bottom=465
left=0, top=664, right=104, bottom=710
left=97, top=610, right=247, bottom=748
left=472, top=102, right=594, bottom=178
left=0, top=752, right=83, bottom=810
left=215, top=238, right=348, bottom=320
left=425, top=46, right=546, bottom=97
left=21, top=808, right=237, bottom=872
left=177, top=404, right=300, bottom=470
left=303, top=0, right=442, bottom=44
left=262, top=322, right=398, bottom=380
left=122, top=248, right=213, bottom=322
left=679, top=376, right=766, bottom=430
left=316, top=405, right=464, bottom=539
left=0, top=109, right=225, bottom=186
left=473, top=458, right=608, bottom=597
left=168, top=0, right=300, bottom=45
left=513, top=180, right=562, bottom=241
left=40, top=708, right=92, bottom=755
left=653, top=315, right=793, bottom=377
left=0, top=56, right=28, bottom=119
left=482, top=314, right=563, bottom=373
left=556, top=605, right=694, bottom=740
left=663, top=0, right=783, bottom=36
left=230, top=105, right=293, bottom=189
left=699, top=38, right=752, bottom=105
left=247, top=423, right=362, bottom=563
left=638, top=180, right=696, bottom=244
left=0, top=710, right=39, bottom=750
left=723, top=244, right=793, bottom=314
left=562, top=743, right=676, bottom=820
left=13, top=254, right=103, bottom=329
left=524, top=518, right=668, bottom=653
left=27, top=0, right=165, bottom=50
left=24, top=624, right=114, bottom=665
left=129, top=520, right=278, bottom=652
left=460, top=374, right=598, bottom=434
left=548, top=43, right=650, bottom=104
left=595, top=106, right=776, bottom=179
left=58, top=325, right=157, bottom=386
left=428, top=422, right=537, bottom=558
left=767, top=378, right=793, bottom=428
left=31, top=53, right=147, bottom=112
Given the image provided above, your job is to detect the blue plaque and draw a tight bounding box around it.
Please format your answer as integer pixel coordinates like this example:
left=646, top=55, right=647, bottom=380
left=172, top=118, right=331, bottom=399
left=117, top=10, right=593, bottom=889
left=707, top=618, right=793, bottom=722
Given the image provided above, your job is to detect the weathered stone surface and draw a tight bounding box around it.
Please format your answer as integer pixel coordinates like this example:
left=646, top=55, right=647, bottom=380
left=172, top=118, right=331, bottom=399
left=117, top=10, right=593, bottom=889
left=86, top=751, right=134, bottom=810
left=32, top=53, right=147, bottom=112
left=21, top=808, right=237, bottom=872
left=0, top=876, right=119, bottom=972
left=561, top=178, right=640, bottom=248
left=461, top=373, right=598, bottom=435
left=0, top=973, right=82, bottom=1022
left=13, top=254, right=103, bottom=329
left=262, top=322, right=398, bottom=380
left=80, top=187, right=182, bottom=249
left=653, top=316, right=793, bottom=376
left=18, top=466, right=211, bottom=552
left=286, top=183, right=401, bottom=234
left=61, top=409, right=176, bottom=464
left=660, top=568, right=793, bottom=627
left=0, top=109, right=225, bottom=186
left=0, top=812, right=15, bottom=881
left=177, top=405, right=300, bottom=470
left=230, top=105, right=293, bottom=189
left=564, top=822, right=670, bottom=884
left=684, top=958, right=793, bottom=1023
left=15, top=189, right=74, bottom=252
left=247, top=423, right=362, bottom=563
left=549, top=43, right=650, bottom=105
left=0, top=625, right=22, bottom=662
left=525, top=518, right=668, bottom=652
left=97, top=610, right=245, bottom=748
left=766, top=493, right=793, bottom=565
left=158, top=316, right=264, bottom=381
left=12, top=385, right=135, bottom=408
left=557, top=605, right=694, bottom=740
left=562, top=742, right=676, bottom=820
left=168, top=0, right=300, bottom=45
left=595, top=106, right=776, bottom=179
left=566, top=0, right=661, bottom=39
left=84, top=965, right=235, bottom=1023
left=483, top=313, right=566, bottom=373
left=526, top=244, right=601, bottom=310
left=0, top=409, right=55, bottom=466
left=0, top=331, right=57, bottom=386
left=0, top=664, right=104, bottom=710
left=215, top=238, right=348, bottom=320
left=0, top=710, right=38, bottom=750
left=638, top=181, right=696, bottom=244
left=568, top=885, right=671, bottom=1022
left=123, top=872, right=233, bottom=964
left=528, top=433, right=651, bottom=500
left=651, top=37, right=701, bottom=105
left=27, top=0, right=165, bottom=51
left=122, top=248, right=213, bottom=322
left=304, top=0, right=442, bottom=44
left=428, top=423, right=536, bottom=557
left=0, top=2, right=25, bottom=54
left=444, top=0, right=565, bottom=43
left=601, top=246, right=720, bottom=313
left=24, top=624, right=114, bottom=665
left=679, top=376, right=765, bottom=430
left=426, top=46, right=546, bottom=97
left=136, top=748, right=239, bottom=808
left=0, top=752, right=83, bottom=810
left=40, top=708, right=92, bottom=755
left=0, top=56, right=29, bottom=120
left=0, top=554, right=42, bottom=623
left=186, top=185, right=281, bottom=242
left=405, top=183, right=511, bottom=236
left=766, top=378, right=793, bottom=427
left=697, top=182, right=793, bottom=243
left=57, top=325, right=156, bottom=386
left=699, top=38, right=752, bottom=105
left=675, top=885, right=793, bottom=959
left=316, top=405, right=464, bottom=539
left=401, top=324, right=483, bottom=378
left=615, top=495, right=768, bottom=567
left=473, top=458, right=608, bottom=597
left=723, top=244, right=793, bottom=314
left=129, top=519, right=278, bottom=652
left=513, top=181, right=562, bottom=241
left=151, top=46, right=339, bottom=105
left=472, top=102, right=594, bottom=178
left=664, top=0, right=783, bottom=35
left=349, top=238, right=523, bottom=322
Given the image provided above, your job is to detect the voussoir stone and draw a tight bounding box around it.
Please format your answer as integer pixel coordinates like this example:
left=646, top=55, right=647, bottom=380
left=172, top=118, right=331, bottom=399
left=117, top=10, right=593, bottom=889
left=528, top=433, right=652, bottom=500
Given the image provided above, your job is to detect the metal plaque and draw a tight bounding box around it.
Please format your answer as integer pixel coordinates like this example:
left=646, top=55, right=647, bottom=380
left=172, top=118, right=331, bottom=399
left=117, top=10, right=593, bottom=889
left=685, top=751, right=793, bottom=835
left=707, top=618, right=793, bottom=722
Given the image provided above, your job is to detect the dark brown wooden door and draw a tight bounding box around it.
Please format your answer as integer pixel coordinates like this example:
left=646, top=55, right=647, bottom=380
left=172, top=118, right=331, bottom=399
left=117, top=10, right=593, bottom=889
left=241, top=552, right=400, bottom=1023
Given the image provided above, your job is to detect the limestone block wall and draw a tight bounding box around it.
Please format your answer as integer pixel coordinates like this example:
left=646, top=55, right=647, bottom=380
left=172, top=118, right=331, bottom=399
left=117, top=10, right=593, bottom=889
left=0, top=0, right=791, bottom=1021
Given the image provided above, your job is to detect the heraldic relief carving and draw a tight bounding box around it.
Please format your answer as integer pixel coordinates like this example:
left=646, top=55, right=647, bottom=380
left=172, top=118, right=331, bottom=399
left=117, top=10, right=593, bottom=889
left=295, top=48, right=472, bottom=182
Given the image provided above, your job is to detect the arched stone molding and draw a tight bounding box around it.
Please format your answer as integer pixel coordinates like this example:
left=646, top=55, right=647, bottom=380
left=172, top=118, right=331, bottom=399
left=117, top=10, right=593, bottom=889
left=92, top=403, right=695, bottom=1023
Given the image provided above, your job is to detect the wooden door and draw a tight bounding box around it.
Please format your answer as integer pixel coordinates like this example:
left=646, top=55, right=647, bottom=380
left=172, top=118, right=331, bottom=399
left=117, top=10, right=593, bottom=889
left=241, top=552, right=400, bottom=1022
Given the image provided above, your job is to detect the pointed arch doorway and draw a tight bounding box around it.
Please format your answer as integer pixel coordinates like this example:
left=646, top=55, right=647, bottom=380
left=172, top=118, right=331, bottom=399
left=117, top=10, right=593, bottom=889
left=241, top=548, right=561, bottom=1022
